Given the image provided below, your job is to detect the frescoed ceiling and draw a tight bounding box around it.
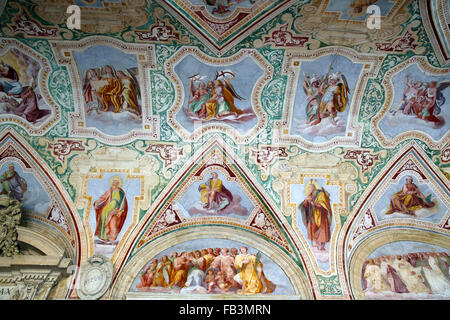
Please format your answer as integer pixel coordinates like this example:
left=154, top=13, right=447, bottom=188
left=0, top=0, right=448, bottom=300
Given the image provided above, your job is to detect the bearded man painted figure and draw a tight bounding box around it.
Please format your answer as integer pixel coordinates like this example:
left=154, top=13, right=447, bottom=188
left=386, top=176, right=435, bottom=216
left=199, top=172, right=233, bottom=211
left=298, top=179, right=332, bottom=251
left=93, top=176, right=128, bottom=244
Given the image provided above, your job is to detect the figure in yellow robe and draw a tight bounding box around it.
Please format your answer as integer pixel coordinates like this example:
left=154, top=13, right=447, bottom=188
left=151, top=255, right=173, bottom=287
left=169, top=252, right=189, bottom=287
left=386, top=176, right=434, bottom=216
left=233, top=247, right=276, bottom=295
left=98, top=65, right=123, bottom=113
left=205, top=80, right=244, bottom=121
left=199, top=172, right=233, bottom=211
left=299, top=180, right=332, bottom=251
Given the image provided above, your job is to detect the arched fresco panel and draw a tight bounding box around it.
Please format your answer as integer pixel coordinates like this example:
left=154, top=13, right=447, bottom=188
left=348, top=229, right=449, bottom=300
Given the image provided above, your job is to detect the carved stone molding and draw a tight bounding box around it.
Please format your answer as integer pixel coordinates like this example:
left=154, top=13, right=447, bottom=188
left=0, top=198, right=23, bottom=257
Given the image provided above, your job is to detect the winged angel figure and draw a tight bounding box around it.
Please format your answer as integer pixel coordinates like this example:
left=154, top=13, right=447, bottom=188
left=186, top=70, right=249, bottom=122
left=302, top=68, right=350, bottom=126
left=391, top=76, right=450, bottom=125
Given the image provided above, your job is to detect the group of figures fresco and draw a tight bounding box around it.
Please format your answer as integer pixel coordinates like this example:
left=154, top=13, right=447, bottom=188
left=302, top=67, right=350, bottom=127
left=73, top=45, right=144, bottom=136
left=390, top=74, right=449, bottom=125
left=362, top=251, right=450, bottom=299
left=135, top=246, right=275, bottom=295
left=186, top=71, right=245, bottom=121
left=0, top=51, right=50, bottom=124
left=0, top=0, right=448, bottom=301
left=82, top=65, right=141, bottom=119
left=291, top=55, right=362, bottom=141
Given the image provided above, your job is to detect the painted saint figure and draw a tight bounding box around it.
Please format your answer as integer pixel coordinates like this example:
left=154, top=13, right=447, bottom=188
left=302, top=74, right=322, bottom=125
left=188, top=77, right=210, bottom=118
left=298, top=179, right=332, bottom=251
left=233, top=246, right=276, bottom=295
left=116, top=70, right=141, bottom=118
left=319, top=72, right=349, bottom=124
left=0, top=61, right=23, bottom=95
left=0, top=163, right=27, bottom=201
left=93, top=176, right=128, bottom=244
left=0, top=61, right=51, bottom=123
left=82, top=65, right=141, bottom=118
left=198, top=172, right=233, bottom=211
left=386, top=176, right=435, bottom=216
left=302, top=69, right=349, bottom=126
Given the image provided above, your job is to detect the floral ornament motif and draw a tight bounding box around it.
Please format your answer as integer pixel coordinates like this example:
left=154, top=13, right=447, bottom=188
left=47, top=140, right=85, bottom=163
left=352, top=209, right=376, bottom=241
left=392, top=159, right=426, bottom=180
left=441, top=147, right=450, bottom=163
left=47, top=204, right=70, bottom=235
left=148, top=204, right=183, bottom=234
left=250, top=210, right=283, bottom=242
left=145, top=144, right=183, bottom=167
left=8, top=11, right=58, bottom=37
left=263, top=24, right=309, bottom=47
left=344, top=150, right=380, bottom=173
left=251, top=146, right=288, bottom=171
left=135, top=19, right=181, bottom=42
left=317, top=275, right=342, bottom=296
left=375, top=31, right=418, bottom=53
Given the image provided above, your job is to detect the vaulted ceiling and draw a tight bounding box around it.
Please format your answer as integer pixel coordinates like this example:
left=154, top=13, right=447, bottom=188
left=0, top=0, right=448, bottom=300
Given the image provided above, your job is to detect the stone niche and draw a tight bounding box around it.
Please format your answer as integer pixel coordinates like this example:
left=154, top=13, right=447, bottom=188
left=0, top=197, right=73, bottom=300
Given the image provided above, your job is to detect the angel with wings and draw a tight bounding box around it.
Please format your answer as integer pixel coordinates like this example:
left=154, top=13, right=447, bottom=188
left=414, top=80, right=449, bottom=124
left=319, top=71, right=350, bottom=124
left=392, top=76, right=449, bottom=124
left=188, top=70, right=245, bottom=121
left=303, top=69, right=350, bottom=126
